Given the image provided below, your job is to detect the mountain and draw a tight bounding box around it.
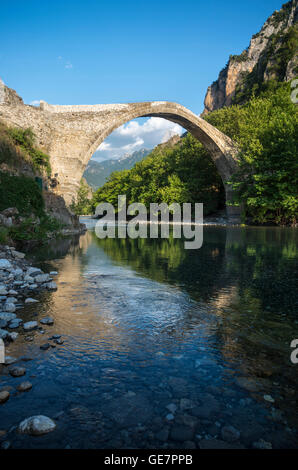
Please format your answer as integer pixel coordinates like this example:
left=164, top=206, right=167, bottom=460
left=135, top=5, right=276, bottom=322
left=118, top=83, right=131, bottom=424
left=203, top=0, right=298, bottom=113
left=83, top=148, right=151, bottom=190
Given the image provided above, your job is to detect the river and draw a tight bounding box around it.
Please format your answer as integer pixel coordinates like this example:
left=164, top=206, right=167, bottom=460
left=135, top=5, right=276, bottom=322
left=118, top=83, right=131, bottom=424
left=1, top=220, right=297, bottom=448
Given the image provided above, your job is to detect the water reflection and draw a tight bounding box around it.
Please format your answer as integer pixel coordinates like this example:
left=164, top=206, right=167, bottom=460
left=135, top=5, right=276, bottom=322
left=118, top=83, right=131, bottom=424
left=1, top=224, right=297, bottom=449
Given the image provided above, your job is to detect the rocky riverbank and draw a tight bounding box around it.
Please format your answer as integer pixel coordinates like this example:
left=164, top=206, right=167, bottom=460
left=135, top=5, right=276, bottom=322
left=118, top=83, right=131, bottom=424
left=0, top=245, right=62, bottom=447
left=0, top=245, right=58, bottom=345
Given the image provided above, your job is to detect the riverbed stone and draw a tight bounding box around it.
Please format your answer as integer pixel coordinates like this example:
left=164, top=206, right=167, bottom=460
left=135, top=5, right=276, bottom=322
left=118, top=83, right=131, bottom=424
left=0, top=312, right=17, bottom=322
left=0, top=260, right=12, bottom=270
left=17, top=381, right=33, bottom=392
left=40, top=316, right=54, bottom=325
left=25, top=298, right=39, bottom=303
left=18, top=415, right=56, bottom=435
left=35, top=274, right=50, bottom=283
left=170, top=425, right=194, bottom=442
left=9, top=366, right=26, bottom=377
left=0, top=319, right=8, bottom=328
left=0, top=391, right=10, bottom=403
left=221, top=425, right=240, bottom=442
left=23, top=321, right=38, bottom=331
left=27, top=267, right=42, bottom=277
left=4, top=302, right=16, bottom=313
left=0, top=328, right=9, bottom=339
left=46, top=282, right=57, bottom=290
left=0, top=285, right=8, bottom=295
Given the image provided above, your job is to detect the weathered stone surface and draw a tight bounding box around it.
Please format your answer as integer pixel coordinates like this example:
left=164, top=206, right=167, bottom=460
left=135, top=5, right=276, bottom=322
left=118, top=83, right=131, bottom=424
left=203, top=1, right=297, bottom=113
left=18, top=415, right=56, bottom=435
left=40, top=316, right=54, bottom=325
left=0, top=259, right=12, bottom=270
left=17, top=381, right=33, bottom=392
left=0, top=85, right=240, bottom=219
left=23, top=321, right=38, bottom=331
left=0, top=391, right=10, bottom=404
left=9, top=366, right=26, bottom=377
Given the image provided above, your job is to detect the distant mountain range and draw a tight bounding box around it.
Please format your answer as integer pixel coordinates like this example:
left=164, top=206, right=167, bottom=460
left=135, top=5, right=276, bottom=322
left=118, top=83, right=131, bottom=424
left=83, top=148, right=151, bottom=190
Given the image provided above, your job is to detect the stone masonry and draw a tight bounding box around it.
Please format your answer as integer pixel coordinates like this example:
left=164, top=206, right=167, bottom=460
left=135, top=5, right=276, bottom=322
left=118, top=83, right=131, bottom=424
left=0, top=86, right=240, bottom=220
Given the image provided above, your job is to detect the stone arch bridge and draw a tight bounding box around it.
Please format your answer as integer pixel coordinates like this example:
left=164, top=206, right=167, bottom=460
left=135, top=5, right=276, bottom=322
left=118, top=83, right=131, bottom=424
left=0, top=86, right=240, bottom=220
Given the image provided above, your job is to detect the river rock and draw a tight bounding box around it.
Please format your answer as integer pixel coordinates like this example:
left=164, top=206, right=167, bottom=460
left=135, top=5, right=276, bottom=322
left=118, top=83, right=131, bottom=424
left=0, top=391, right=10, bottom=403
left=40, top=316, right=54, bottom=325
left=27, top=267, right=42, bottom=277
left=0, top=312, right=17, bottom=322
left=17, top=381, right=33, bottom=392
left=35, top=274, right=50, bottom=284
left=8, top=319, right=22, bottom=329
left=25, top=298, right=39, bottom=304
left=221, top=425, right=240, bottom=442
left=50, top=271, right=58, bottom=276
left=252, top=439, right=272, bottom=449
left=4, top=302, right=16, bottom=313
left=46, top=282, right=57, bottom=290
left=8, top=332, right=18, bottom=341
left=0, top=319, right=8, bottom=328
left=40, top=343, right=51, bottom=350
left=4, top=356, right=17, bottom=365
left=18, top=415, right=56, bottom=435
left=9, top=366, right=26, bottom=377
left=0, top=285, right=8, bottom=295
left=11, top=250, right=25, bottom=259
left=23, top=321, right=38, bottom=331
left=0, top=328, right=9, bottom=339
left=0, top=260, right=12, bottom=270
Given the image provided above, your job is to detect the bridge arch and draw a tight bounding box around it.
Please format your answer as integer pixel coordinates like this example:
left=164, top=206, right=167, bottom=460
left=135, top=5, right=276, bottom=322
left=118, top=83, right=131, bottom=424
left=0, top=87, right=240, bottom=220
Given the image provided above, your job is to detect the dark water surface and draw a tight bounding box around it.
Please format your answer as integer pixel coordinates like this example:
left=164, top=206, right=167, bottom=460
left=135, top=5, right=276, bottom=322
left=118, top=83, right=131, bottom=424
left=1, top=222, right=297, bottom=449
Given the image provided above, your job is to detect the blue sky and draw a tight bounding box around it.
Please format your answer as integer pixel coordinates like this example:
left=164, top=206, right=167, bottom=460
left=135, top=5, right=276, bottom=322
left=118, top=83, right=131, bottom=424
left=0, top=0, right=284, bottom=160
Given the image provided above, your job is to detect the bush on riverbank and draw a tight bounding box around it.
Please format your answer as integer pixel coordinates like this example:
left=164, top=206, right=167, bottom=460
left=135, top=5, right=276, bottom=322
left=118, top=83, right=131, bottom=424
left=0, top=171, right=62, bottom=243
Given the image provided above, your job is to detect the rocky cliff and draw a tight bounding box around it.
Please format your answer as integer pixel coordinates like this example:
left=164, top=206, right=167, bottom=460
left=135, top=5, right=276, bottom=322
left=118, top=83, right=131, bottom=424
left=203, top=0, right=298, bottom=113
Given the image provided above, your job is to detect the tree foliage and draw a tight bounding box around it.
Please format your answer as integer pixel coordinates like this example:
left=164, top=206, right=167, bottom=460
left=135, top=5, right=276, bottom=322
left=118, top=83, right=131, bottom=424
left=91, top=134, right=225, bottom=216
left=206, top=83, right=298, bottom=224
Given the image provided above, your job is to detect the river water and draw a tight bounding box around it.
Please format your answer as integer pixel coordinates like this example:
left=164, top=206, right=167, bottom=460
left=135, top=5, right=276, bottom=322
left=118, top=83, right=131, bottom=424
left=1, top=221, right=297, bottom=448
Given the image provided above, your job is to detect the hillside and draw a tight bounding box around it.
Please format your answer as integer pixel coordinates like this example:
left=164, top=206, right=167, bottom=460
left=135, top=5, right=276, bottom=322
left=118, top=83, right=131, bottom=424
left=203, top=0, right=298, bottom=112
left=84, top=148, right=151, bottom=190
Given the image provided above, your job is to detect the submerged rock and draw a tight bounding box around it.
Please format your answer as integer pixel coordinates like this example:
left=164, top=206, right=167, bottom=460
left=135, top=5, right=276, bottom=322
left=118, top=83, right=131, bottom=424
left=0, top=391, right=10, bottom=404
left=23, top=321, right=38, bottom=331
left=221, top=425, right=240, bottom=442
left=18, top=415, right=56, bottom=436
left=17, top=381, right=33, bottom=392
left=9, top=366, right=26, bottom=377
left=40, top=316, right=54, bottom=325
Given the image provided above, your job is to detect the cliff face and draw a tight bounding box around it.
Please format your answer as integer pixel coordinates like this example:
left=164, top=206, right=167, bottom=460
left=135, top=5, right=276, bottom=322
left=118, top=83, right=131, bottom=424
left=203, top=0, right=298, bottom=113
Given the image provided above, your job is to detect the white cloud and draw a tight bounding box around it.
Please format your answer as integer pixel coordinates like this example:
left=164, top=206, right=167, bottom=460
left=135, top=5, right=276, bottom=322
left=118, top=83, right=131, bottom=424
left=29, top=100, right=40, bottom=106
left=93, top=117, right=183, bottom=161
left=65, top=61, right=73, bottom=69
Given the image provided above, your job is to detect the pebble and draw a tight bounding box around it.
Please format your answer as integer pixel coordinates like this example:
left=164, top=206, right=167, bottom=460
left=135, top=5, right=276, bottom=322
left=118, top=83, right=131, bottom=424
left=253, top=439, right=273, bottom=449
left=25, top=298, right=39, bottom=304
left=23, top=321, right=38, bottom=331
left=9, top=366, right=26, bottom=377
left=18, top=415, right=56, bottom=435
left=40, top=343, right=51, bottom=350
left=264, top=394, right=275, bottom=403
left=0, top=391, right=10, bottom=404
left=40, top=316, right=54, bottom=325
left=221, top=425, right=240, bottom=442
left=17, top=381, right=33, bottom=392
